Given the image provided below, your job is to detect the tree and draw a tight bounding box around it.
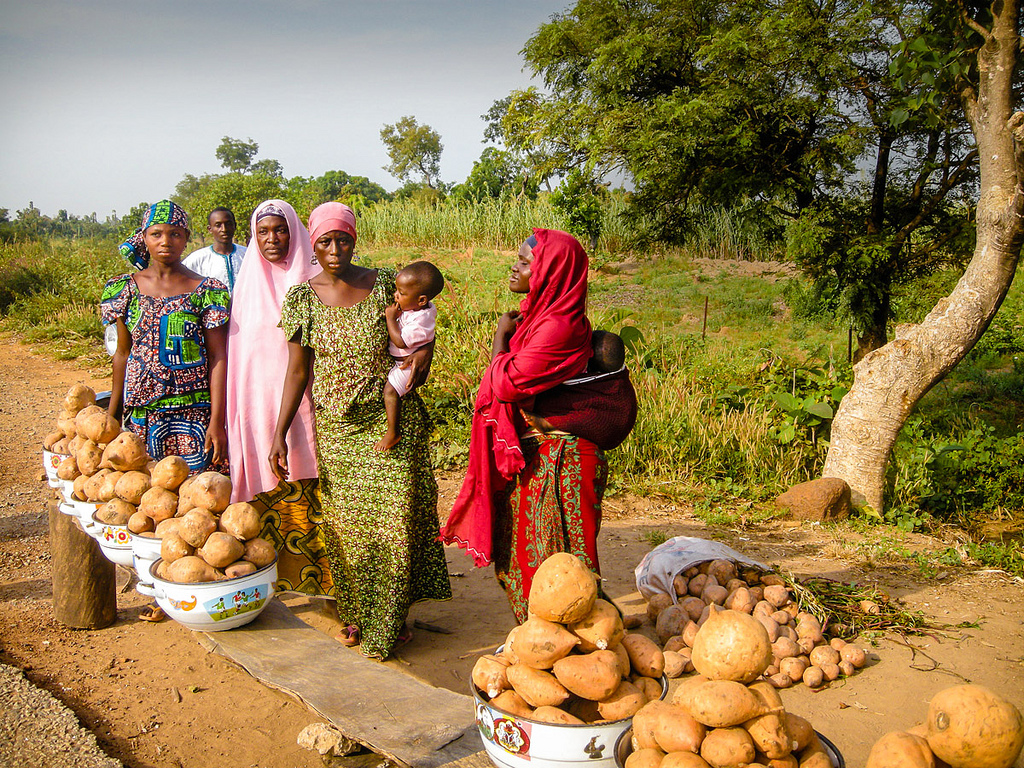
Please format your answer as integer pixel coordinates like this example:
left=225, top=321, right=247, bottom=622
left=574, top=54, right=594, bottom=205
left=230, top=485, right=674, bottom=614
left=482, top=92, right=562, bottom=193
left=550, top=169, right=604, bottom=249
left=450, top=147, right=539, bottom=202
left=518, top=0, right=979, bottom=358
left=380, top=116, right=443, bottom=189
left=215, top=136, right=259, bottom=173
left=823, top=1, right=1024, bottom=512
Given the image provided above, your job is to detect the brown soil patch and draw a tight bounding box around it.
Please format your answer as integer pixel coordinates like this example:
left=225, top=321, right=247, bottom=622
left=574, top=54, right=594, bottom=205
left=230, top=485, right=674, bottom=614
left=1, top=337, right=1022, bottom=768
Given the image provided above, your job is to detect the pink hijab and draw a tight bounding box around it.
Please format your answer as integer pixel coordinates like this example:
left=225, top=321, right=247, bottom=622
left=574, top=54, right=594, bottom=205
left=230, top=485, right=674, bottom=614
left=440, top=229, right=593, bottom=565
left=226, top=200, right=321, bottom=503
left=308, top=202, right=357, bottom=244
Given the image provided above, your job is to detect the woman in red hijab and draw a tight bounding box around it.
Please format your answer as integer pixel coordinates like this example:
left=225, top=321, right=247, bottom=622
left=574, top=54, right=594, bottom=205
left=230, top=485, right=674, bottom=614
left=440, top=229, right=606, bottom=622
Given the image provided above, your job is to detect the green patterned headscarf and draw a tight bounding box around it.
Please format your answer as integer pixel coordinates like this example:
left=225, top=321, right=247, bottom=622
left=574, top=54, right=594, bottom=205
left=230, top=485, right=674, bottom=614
left=118, top=200, right=190, bottom=270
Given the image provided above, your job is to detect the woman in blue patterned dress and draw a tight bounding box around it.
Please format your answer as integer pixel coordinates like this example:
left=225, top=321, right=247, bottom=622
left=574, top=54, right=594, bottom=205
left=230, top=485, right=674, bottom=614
left=101, top=200, right=230, bottom=474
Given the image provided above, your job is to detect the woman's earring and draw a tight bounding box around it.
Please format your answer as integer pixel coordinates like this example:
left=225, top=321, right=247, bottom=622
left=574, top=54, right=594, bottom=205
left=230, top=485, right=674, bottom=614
left=311, top=254, right=317, bottom=264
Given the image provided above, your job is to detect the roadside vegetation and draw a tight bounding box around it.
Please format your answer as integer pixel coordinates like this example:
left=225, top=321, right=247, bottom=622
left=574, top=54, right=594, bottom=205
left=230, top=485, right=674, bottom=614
left=2, top=197, right=1021, bottom=577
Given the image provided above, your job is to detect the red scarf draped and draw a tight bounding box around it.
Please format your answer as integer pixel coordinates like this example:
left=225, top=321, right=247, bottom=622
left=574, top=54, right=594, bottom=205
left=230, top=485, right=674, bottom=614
left=440, top=229, right=592, bottom=565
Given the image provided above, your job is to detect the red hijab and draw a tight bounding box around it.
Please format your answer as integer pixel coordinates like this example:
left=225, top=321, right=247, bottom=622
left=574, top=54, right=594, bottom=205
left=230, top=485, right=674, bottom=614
left=440, top=229, right=592, bottom=565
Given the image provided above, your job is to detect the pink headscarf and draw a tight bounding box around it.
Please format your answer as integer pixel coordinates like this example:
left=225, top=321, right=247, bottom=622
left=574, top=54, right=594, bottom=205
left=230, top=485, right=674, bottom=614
left=225, top=200, right=321, bottom=503
left=440, top=229, right=593, bottom=565
left=308, top=202, right=357, bottom=244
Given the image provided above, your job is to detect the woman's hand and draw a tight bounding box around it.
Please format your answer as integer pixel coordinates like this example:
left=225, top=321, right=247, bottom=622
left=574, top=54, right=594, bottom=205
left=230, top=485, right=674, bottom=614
left=398, top=341, right=434, bottom=390
left=492, top=311, right=521, bottom=358
left=204, top=422, right=228, bottom=466
left=269, top=434, right=290, bottom=482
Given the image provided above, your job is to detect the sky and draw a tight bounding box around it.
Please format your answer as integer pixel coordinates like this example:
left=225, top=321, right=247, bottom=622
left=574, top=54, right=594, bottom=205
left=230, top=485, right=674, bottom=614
left=0, top=0, right=570, bottom=219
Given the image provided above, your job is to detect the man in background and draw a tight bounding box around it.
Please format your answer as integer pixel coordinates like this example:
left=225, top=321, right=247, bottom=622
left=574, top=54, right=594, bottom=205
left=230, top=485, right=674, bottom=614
left=183, top=207, right=246, bottom=293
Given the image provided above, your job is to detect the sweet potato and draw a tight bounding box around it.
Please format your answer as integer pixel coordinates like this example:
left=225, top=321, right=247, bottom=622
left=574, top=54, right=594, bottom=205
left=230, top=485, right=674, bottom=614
left=701, top=583, right=728, bottom=606
left=78, top=411, right=120, bottom=444
left=633, top=700, right=705, bottom=753
left=101, top=432, right=148, bottom=471
left=700, top=726, right=755, bottom=768
left=188, top=471, right=233, bottom=513
left=138, top=486, right=178, bottom=522
left=656, top=604, right=690, bottom=645
left=160, top=533, right=194, bottom=563
left=706, top=559, right=738, bottom=586
left=673, top=574, right=689, bottom=597
left=82, top=469, right=110, bottom=501
left=683, top=680, right=766, bottom=728
left=725, top=587, right=757, bottom=615
left=661, top=752, right=712, bottom=768
left=167, top=555, right=218, bottom=583
left=198, top=531, right=244, bottom=568
left=218, top=502, right=262, bottom=541
left=473, top=654, right=511, bottom=698
left=528, top=552, right=598, bottom=623
left=865, top=731, right=935, bottom=768
left=154, top=517, right=182, bottom=539
left=745, top=710, right=793, bottom=760
left=691, top=607, right=772, bottom=684
left=633, top=675, right=664, bottom=702
left=95, top=471, right=124, bottom=503
left=688, top=573, right=708, bottom=597
left=224, top=560, right=257, bottom=579
left=127, top=511, right=154, bottom=534
left=784, top=713, right=815, bottom=753
left=96, top=499, right=135, bottom=525
left=802, top=666, right=824, bottom=689
left=150, top=455, right=189, bottom=491
left=680, top=596, right=706, bottom=622
left=626, top=747, right=669, bottom=768
left=532, top=706, right=584, bottom=724
left=925, top=685, right=1024, bottom=768
left=571, top=598, right=626, bottom=651
left=763, top=585, right=791, bottom=609
left=840, top=644, right=867, bottom=668
left=242, top=537, right=276, bottom=568
left=552, top=649, right=622, bottom=700
left=623, top=632, right=666, bottom=678
left=72, top=473, right=90, bottom=501
left=506, top=663, right=571, bottom=708
left=177, top=508, right=218, bottom=548
left=57, top=455, right=80, bottom=481
left=597, top=680, right=647, bottom=721
left=114, top=471, right=151, bottom=505
left=808, top=645, right=840, bottom=667
left=63, top=383, right=96, bottom=413
left=511, top=617, right=580, bottom=669
left=663, top=650, right=687, bottom=679
left=610, top=640, right=632, bottom=677
left=648, top=593, right=674, bottom=622
left=489, top=689, right=533, bottom=718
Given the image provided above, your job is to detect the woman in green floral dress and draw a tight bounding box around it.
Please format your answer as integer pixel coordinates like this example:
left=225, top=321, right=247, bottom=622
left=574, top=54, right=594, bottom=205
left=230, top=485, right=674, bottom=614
left=269, top=202, right=451, bottom=659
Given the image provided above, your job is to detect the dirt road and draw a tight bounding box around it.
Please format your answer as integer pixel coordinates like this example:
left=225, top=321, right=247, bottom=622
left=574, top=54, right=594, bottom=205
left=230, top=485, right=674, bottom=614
left=1, top=336, right=1022, bottom=768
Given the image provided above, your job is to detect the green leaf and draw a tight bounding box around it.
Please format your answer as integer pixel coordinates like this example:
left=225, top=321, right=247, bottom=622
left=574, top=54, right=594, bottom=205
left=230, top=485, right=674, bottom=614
left=773, top=392, right=801, bottom=412
left=806, top=402, right=834, bottom=419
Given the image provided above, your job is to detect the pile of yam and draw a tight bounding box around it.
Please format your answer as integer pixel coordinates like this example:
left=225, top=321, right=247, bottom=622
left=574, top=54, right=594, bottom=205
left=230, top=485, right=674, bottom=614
left=626, top=605, right=831, bottom=768
left=866, top=684, right=1023, bottom=768
left=642, top=559, right=867, bottom=689
left=46, top=385, right=275, bottom=585
left=473, top=553, right=670, bottom=725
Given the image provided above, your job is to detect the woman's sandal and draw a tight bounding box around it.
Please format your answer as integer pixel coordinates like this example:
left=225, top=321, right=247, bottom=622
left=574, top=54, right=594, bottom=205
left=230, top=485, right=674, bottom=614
left=139, top=604, right=165, bottom=623
left=337, top=625, right=360, bottom=647
left=396, top=625, right=413, bottom=645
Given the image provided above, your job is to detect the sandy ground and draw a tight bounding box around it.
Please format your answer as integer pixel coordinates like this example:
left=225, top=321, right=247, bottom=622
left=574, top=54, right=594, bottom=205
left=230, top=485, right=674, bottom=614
left=1, top=336, right=1022, bottom=768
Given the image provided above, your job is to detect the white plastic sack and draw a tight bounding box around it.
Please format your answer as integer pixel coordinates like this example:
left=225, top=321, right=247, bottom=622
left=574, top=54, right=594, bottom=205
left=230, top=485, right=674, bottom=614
left=634, top=536, right=768, bottom=600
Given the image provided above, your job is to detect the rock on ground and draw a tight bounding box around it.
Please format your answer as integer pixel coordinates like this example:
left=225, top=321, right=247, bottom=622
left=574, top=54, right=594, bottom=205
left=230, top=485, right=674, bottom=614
left=0, top=662, right=121, bottom=768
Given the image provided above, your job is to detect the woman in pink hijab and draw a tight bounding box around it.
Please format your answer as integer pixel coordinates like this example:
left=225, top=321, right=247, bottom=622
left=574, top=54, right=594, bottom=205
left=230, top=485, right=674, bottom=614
left=225, top=199, right=332, bottom=597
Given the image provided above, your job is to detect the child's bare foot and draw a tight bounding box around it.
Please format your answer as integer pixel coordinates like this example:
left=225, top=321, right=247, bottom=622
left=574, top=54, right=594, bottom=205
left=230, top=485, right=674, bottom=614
left=374, top=431, right=401, bottom=451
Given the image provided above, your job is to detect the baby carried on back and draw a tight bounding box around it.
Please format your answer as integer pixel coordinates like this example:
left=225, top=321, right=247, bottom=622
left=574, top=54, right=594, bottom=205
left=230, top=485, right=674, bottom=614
left=522, top=329, right=638, bottom=450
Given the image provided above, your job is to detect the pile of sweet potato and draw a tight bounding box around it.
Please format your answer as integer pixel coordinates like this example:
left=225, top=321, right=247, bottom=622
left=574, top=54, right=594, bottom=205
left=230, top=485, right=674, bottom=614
left=642, top=559, right=867, bottom=689
left=45, top=385, right=275, bottom=584
left=626, top=606, right=832, bottom=768
left=473, top=553, right=671, bottom=724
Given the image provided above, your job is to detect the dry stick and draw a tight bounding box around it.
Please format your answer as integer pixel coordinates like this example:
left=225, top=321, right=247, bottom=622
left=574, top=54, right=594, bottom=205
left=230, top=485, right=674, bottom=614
left=701, top=296, right=709, bottom=340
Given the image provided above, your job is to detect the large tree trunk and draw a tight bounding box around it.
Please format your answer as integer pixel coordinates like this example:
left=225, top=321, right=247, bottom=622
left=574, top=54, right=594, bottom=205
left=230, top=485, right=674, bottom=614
left=822, top=2, right=1024, bottom=512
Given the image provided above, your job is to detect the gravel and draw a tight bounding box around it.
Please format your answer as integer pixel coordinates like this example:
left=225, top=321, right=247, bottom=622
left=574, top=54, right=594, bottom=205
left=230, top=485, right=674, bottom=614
left=0, top=662, right=122, bottom=768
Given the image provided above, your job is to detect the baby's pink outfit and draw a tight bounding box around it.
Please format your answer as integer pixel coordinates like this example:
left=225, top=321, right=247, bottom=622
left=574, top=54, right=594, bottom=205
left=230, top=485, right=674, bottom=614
left=388, top=303, right=437, bottom=396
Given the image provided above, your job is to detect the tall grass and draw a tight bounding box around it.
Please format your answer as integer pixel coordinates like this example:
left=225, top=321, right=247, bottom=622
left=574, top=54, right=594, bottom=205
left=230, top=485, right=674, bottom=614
left=358, top=195, right=635, bottom=253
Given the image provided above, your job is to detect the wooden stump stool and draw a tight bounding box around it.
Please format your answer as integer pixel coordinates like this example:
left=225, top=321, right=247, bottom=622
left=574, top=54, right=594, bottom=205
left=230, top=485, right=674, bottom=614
left=48, top=500, right=116, bottom=629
